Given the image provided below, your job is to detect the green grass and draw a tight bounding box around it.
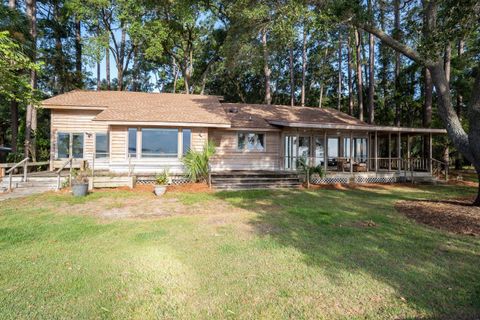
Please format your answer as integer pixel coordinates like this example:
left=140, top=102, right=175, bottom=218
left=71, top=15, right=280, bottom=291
left=0, top=185, right=479, bottom=319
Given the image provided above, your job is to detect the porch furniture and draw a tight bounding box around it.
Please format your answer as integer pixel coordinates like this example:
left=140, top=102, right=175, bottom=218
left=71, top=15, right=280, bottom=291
left=353, top=163, right=367, bottom=172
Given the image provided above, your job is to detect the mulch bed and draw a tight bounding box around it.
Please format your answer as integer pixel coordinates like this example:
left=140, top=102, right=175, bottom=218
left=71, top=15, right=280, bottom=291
left=395, top=198, right=480, bottom=236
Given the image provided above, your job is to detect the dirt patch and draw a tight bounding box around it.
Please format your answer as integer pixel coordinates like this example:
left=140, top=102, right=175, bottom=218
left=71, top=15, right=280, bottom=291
left=395, top=198, right=480, bottom=236
left=167, top=183, right=211, bottom=193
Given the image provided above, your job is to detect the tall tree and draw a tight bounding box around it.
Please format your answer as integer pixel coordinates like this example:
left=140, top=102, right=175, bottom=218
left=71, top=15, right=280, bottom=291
left=354, top=27, right=364, bottom=121
left=261, top=27, right=271, bottom=105
left=301, top=25, right=307, bottom=107
left=347, top=28, right=354, bottom=115
left=337, top=29, right=342, bottom=110
left=25, top=0, right=37, bottom=160
left=8, top=0, right=18, bottom=153
left=367, top=0, right=375, bottom=124
left=353, top=0, right=480, bottom=205
left=393, top=0, right=401, bottom=126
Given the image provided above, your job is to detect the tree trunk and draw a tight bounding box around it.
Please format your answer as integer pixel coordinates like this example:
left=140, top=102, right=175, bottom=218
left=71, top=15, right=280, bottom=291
left=347, top=29, right=354, bottom=116
left=75, top=17, right=82, bottom=88
left=117, top=27, right=126, bottom=91
left=337, top=30, right=342, bottom=110
left=173, top=58, right=178, bottom=93
left=96, top=61, right=101, bottom=90
left=301, top=26, right=307, bottom=107
left=355, top=28, right=364, bottom=121
left=25, top=0, right=37, bottom=160
left=262, top=28, right=271, bottom=105
left=289, top=46, right=294, bottom=106
left=318, top=82, right=324, bottom=108
left=368, top=0, right=375, bottom=124
left=9, top=0, right=18, bottom=153
left=423, top=68, right=433, bottom=127
left=456, top=39, right=464, bottom=118
left=474, top=174, right=480, bottom=206
left=394, top=0, right=401, bottom=126
left=106, top=47, right=110, bottom=90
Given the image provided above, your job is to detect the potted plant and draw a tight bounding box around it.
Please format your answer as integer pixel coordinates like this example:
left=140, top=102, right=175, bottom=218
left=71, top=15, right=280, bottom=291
left=154, top=170, right=170, bottom=196
left=71, top=169, right=89, bottom=197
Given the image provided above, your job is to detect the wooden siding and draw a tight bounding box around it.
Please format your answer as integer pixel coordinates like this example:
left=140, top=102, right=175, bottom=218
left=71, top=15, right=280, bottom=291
left=50, top=109, right=108, bottom=168
left=209, top=129, right=281, bottom=171
left=109, top=126, right=128, bottom=162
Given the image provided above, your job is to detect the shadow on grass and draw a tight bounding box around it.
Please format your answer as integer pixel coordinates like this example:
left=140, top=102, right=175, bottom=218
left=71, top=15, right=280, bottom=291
left=215, top=185, right=480, bottom=319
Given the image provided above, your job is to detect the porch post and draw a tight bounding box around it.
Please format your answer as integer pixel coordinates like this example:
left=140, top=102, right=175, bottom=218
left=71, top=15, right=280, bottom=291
left=374, top=131, right=378, bottom=172
left=397, top=132, right=401, bottom=173
left=323, top=131, right=327, bottom=174
left=429, top=132, right=433, bottom=174
left=407, top=134, right=411, bottom=170
left=388, top=133, right=392, bottom=171
left=350, top=131, right=353, bottom=174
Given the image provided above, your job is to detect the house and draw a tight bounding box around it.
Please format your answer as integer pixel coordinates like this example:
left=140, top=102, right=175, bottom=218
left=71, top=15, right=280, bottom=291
left=41, top=90, right=446, bottom=186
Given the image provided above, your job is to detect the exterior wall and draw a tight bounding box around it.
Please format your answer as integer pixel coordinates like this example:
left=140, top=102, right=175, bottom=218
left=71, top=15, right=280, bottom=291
left=51, top=110, right=208, bottom=174
left=50, top=109, right=109, bottom=169
left=209, top=129, right=281, bottom=171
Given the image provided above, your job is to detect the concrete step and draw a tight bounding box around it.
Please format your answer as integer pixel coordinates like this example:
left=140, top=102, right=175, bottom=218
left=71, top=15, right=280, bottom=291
left=212, top=177, right=300, bottom=183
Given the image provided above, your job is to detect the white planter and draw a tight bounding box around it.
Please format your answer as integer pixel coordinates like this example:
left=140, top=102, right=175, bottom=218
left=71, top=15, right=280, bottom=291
left=154, top=185, right=167, bottom=196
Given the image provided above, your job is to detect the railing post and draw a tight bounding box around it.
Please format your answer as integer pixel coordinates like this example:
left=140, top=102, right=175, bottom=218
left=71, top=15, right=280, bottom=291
left=306, top=166, right=310, bottom=189
left=57, top=172, right=61, bottom=191
left=69, top=159, right=73, bottom=187
left=8, top=171, right=13, bottom=192
left=23, top=158, right=28, bottom=182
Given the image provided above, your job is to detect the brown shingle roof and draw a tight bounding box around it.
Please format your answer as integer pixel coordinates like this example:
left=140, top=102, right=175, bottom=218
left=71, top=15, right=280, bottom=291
left=223, top=103, right=370, bottom=129
left=42, top=90, right=231, bottom=126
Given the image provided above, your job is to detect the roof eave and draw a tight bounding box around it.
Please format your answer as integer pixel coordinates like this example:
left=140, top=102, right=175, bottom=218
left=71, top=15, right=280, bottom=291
left=267, top=120, right=447, bottom=134
left=93, top=120, right=231, bottom=128
left=41, top=104, right=108, bottom=110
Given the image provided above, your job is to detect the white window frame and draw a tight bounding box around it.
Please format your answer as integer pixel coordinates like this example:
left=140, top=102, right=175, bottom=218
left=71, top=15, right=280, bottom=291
left=127, top=127, right=192, bottom=159
left=56, top=132, right=85, bottom=160
left=94, top=132, right=109, bottom=159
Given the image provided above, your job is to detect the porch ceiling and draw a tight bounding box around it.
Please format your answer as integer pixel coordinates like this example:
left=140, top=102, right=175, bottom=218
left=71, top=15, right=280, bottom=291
left=267, top=120, right=447, bottom=134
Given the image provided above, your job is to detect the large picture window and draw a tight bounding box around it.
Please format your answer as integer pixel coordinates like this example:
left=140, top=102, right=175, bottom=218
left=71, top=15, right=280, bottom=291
left=56, top=132, right=84, bottom=159
left=142, top=128, right=178, bottom=157
left=95, top=133, right=109, bottom=158
left=237, top=132, right=265, bottom=151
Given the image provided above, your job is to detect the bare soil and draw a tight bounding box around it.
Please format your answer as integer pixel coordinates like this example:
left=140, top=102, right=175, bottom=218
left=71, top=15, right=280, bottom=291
left=395, top=198, right=480, bottom=236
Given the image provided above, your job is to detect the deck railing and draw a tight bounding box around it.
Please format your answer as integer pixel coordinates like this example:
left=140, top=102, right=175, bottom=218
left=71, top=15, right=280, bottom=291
left=56, top=157, right=73, bottom=190
left=6, top=157, right=29, bottom=192
left=279, top=156, right=447, bottom=180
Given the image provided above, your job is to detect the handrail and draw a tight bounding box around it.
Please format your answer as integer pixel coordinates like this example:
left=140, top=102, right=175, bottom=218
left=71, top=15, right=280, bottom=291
left=56, top=158, right=73, bottom=190
left=7, top=157, right=28, bottom=192
left=431, top=158, right=449, bottom=181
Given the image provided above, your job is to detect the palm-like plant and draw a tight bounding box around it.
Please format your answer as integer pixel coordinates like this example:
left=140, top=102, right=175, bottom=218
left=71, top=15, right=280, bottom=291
left=182, top=140, right=216, bottom=182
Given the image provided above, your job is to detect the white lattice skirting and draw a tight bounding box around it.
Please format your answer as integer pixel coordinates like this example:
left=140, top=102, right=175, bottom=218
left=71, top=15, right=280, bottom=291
left=136, top=175, right=191, bottom=185
left=310, top=174, right=350, bottom=184
left=354, top=175, right=399, bottom=184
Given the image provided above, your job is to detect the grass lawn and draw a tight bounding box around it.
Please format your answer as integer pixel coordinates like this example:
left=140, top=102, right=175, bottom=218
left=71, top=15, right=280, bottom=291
left=1, top=184, right=480, bottom=319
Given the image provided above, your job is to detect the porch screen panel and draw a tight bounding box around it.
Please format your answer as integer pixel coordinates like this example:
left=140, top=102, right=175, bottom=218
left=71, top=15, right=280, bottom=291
left=142, top=128, right=178, bottom=157
left=72, top=133, right=84, bottom=158
left=314, top=137, right=324, bottom=166
left=354, top=138, right=367, bottom=163
left=57, top=132, right=70, bottom=159
left=327, top=138, right=339, bottom=165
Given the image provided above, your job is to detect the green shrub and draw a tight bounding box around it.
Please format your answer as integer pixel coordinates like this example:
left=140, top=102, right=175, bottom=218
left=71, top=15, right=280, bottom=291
left=182, top=140, right=216, bottom=182
left=296, top=156, right=325, bottom=179
left=155, top=169, right=170, bottom=185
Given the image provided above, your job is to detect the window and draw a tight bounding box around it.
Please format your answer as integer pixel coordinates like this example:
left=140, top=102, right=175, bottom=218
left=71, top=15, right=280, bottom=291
left=57, top=133, right=70, bottom=158
left=182, top=129, right=191, bottom=155
left=72, top=133, right=84, bottom=158
left=354, top=138, right=368, bottom=163
left=238, top=132, right=265, bottom=151
left=128, top=128, right=137, bottom=157
left=299, top=136, right=310, bottom=158
left=142, top=128, right=178, bottom=157
left=95, top=133, right=109, bottom=158
left=56, top=132, right=84, bottom=159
